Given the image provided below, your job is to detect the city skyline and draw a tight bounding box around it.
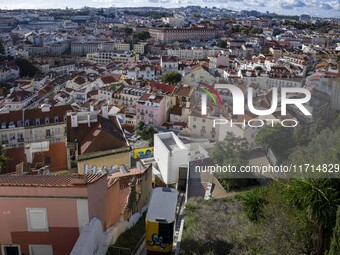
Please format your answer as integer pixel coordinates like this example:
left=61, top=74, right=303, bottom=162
left=1, top=0, right=340, bottom=18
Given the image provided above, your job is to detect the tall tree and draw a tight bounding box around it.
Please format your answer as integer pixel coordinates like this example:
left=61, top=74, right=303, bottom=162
left=216, top=40, right=227, bottom=48
left=134, top=121, right=158, bottom=146
left=0, top=145, right=10, bottom=173
left=255, top=124, right=295, bottom=156
left=211, top=132, right=255, bottom=190
left=0, top=39, right=5, bottom=55
left=161, top=72, right=182, bottom=84
left=16, top=58, right=39, bottom=77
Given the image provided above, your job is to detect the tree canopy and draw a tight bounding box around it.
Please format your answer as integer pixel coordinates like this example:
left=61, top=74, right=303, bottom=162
left=161, top=72, right=182, bottom=84
left=216, top=40, right=227, bottom=48
left=15, top=58, right=39, bottom=77
left=255, top=123, right=295, bottom=158
left=133, top=31, right=151, bottom=41
left=0, top=145, right=10, bottom=174
left=134, top=121, right=158, bottom=146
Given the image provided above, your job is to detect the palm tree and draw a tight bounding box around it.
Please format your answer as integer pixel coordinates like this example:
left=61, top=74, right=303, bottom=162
left=286, top=179, right=340, bottom=255
left=241, top=188, right=268, bottom=222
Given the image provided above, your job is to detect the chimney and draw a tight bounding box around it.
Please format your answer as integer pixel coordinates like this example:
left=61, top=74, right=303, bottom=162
left=90, top=103, right=94, bottom=112
left=102, top=104, right=108, bottom=119
left=87, top=113, right=91, bottom=127
left=71, top=113, right=78, bottom=127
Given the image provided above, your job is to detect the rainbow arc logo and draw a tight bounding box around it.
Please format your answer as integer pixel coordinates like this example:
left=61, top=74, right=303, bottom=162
left=199, top=82, right=223, bottom=115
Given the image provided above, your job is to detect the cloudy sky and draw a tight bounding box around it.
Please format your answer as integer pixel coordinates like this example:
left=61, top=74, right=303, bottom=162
left=1, top=0, right=340, bottom=18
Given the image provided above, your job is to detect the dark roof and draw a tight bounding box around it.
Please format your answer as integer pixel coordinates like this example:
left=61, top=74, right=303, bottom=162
left=67, top=115, right=129, bottom=155
left=7, top=90, right=36, bottom=102
left=150, top=82, right=177, bottom=95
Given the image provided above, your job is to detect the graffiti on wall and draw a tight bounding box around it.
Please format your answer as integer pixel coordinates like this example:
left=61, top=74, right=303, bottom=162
left=133, top=147, right=154, bottom=159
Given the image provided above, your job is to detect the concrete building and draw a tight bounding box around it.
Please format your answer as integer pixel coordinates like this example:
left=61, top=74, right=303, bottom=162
left=153, top=132, right=188, bottom=184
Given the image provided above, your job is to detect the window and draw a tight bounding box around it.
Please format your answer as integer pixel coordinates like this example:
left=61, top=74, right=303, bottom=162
left=9, top=133, right=15, bottom=141
left=1, top=245, right=21, bottom=255
left=45, top=117, right=49, bottom=124
left=2, top=134, right=8, bottom=144
left=202, top=119, right=205, bottom=123
left=26, top=208, right=48, bottom=232
left=193, top=125, right=196, bottom=129
left=46, top=129, right=51, bottom=137
left=18, top=133, right=23, bottom=141
left=29, top=245, right=53, bottom=255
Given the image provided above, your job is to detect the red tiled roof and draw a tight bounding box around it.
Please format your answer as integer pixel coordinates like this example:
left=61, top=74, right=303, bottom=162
left=150, top=82, right=177, bottom=94
left=0, top=174, right=105, bottom=187
left=101, top=75, right=119, bottom=84
left=0, top=105, right=73, bottom=127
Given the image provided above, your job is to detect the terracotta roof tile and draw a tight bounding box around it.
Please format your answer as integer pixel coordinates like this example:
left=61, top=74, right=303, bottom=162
left=0, top=174, right=105, bottom=187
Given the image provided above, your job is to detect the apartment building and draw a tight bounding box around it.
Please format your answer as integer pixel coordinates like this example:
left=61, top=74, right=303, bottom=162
left=161, top=56, right=179, bottom=74
left=0, top=104, right=72, bottom=148
left=127, top=65, right=155, bottom=80
left=133, top=42, right=147, bottom=54
left=86, top=52, right=137, bottom=65
left=113, top=86, right=146, bottom=106
left=136, top=93, right=167, bottom=127
left=71, top=41, right=130, bottom=56
left=149, top=27, right=219, bottom=43
left=3, top=89, right=37, bottom=110
left=167, top=47, right=219, bottom=60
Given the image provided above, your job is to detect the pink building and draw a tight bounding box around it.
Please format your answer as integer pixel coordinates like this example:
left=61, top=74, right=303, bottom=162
left=136, top=93, right=167, bottom=127
left=0, top=174, right=121, bottom=255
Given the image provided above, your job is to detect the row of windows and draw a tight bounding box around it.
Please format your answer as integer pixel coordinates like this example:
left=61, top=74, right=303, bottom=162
left=1, top=127, right=64, bottom=143
left=1, top=116, right=66, bottom=129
